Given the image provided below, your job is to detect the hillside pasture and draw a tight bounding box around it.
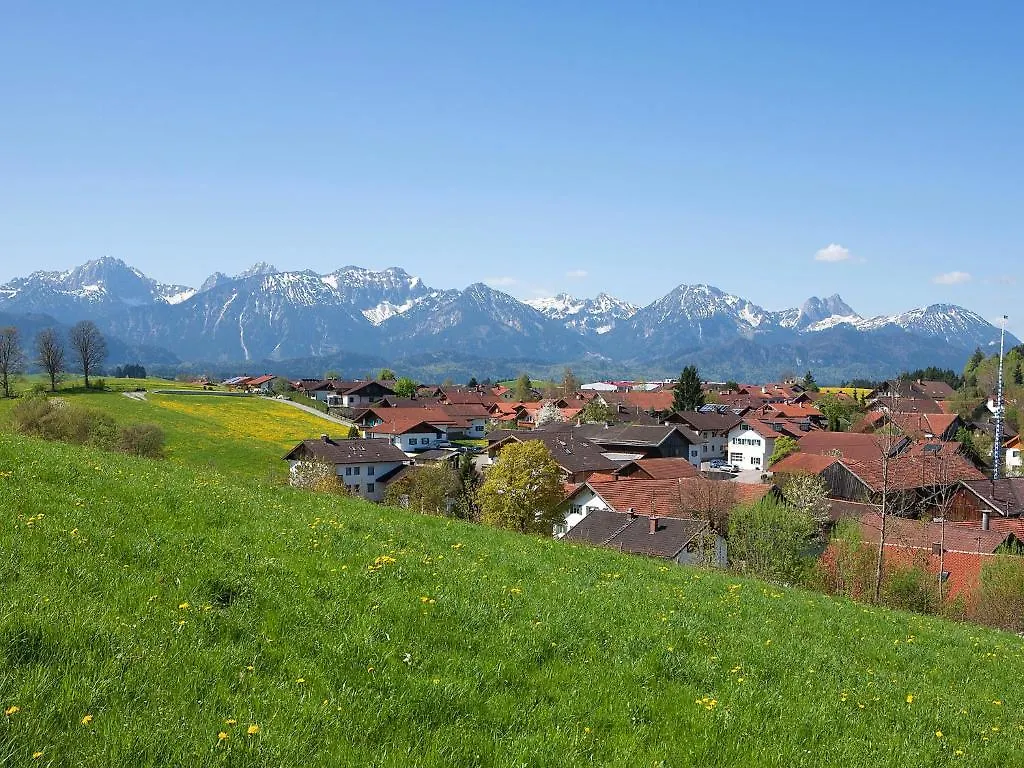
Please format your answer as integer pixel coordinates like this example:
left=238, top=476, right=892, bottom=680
left=1, top=431, right=1023, bottom=766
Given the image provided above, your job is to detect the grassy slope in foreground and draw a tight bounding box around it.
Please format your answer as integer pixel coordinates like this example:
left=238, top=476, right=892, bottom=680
left=1, top=433, right=1022, bottom=767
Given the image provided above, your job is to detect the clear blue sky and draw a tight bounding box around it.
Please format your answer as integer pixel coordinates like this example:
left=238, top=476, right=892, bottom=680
left=1, top=2, right=1021, bottom=331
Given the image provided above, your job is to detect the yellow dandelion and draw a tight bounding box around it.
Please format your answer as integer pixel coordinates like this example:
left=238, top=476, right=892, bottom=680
left=33, top=751, right=44, bottom=760
left=217, top=731, right=229, bottom=742
left=906, top=694, right=914, bottom=704
left=955, top=750, right=964, bottom=756
left=225, top=718, right=237, bottom=725
left=295, top=678, right=305, bottom=684
left=81, top=714, right=93, bottom=726
left=935, top=730, right=943, bottom=738
left=4, top=706, right=19, bottom=716
left=247, top=724, right=259, bottom=735
left=584, top=726, right=592, bottom=734
left=178, top=602, right=189, bottom=610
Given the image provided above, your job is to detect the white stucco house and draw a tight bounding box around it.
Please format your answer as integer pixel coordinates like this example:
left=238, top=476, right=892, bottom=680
left=362, top=417, right=447, bottom=453
left=283, top=435, right=412, bottom=502
left=1007, top=435, right=1022, bottom=475
left=726, top=420, right=782, bottom=471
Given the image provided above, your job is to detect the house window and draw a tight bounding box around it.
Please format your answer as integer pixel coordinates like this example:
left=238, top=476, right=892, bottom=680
left=367, top=466, right=375, bottom=476
left=367, top=483, right=375, bottom=493
left=730, top=452, right=743, bottom=463
left=345, top=467, right=352, bottom=476
left=353, top=466, right=360, bottom=475
left=570, top=504, right=582, bottom=516
left=409, top=438, right=417, bottom=446
left=751, top=456, right=761, bottom=466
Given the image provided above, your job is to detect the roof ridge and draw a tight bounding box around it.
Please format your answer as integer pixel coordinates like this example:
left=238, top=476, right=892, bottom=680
left=600, top=515, right=641, bottom=546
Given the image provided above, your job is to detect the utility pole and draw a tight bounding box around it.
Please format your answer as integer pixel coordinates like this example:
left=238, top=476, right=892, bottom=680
left=994, top=315, right=1009, bottom=480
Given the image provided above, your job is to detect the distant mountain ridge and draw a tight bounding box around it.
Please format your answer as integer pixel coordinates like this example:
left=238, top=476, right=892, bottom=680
left=0, top=257, right=1014, bottom=380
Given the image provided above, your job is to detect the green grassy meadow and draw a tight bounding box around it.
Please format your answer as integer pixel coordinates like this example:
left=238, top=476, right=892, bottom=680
left=0, top=382, right=339, bottom=483
left=2, top=431, right=1023, bottom=766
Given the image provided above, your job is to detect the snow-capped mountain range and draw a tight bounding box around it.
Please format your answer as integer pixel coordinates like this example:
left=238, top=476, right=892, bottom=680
left=525, top=293, right=639, bottom=335
left=0, top=257, right=1013, bottom=379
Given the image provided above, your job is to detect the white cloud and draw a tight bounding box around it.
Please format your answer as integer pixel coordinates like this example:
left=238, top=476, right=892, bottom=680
left=932, top=271, right=972, bottom=285
left=484, top=276, right=518, bottom=288
left=814, top=243, right=852, bottom=262
left=565, top=269, right=588, bottom=279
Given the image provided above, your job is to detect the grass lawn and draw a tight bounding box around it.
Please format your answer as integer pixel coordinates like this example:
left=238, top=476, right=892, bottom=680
left=451, top=438, right=487, bottom=448
left=0, top=386, right=340, bottom=483
left=2, top=431, right=1023, bottom=766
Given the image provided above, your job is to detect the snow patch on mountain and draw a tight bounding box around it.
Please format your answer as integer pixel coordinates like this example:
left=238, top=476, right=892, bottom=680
left=362, top=298, right=418, bottom=325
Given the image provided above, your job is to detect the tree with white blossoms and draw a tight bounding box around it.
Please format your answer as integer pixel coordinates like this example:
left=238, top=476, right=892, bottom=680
left=289, top=459, right=346, bottom=493
left=534, top=402, right=565, bottom=427
left=780, top=473, right=831, bottom=528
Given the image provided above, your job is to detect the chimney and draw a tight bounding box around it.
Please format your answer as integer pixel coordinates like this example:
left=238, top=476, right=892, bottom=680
left=649, top=516, right=658, bottom=535
left=627, top=507, right=635, bottom=519
left=320, top=433, right=330, bottom=443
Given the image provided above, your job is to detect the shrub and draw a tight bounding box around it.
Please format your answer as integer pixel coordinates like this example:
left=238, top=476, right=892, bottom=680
left=728, top=498, right=816, bottom=584
left=810, top=521, right=875, bottom=600
left=967, top=556, right=1024, bottom=632
left=92, top=378, right=107, bottom=391
left=10, top=395, right=56, bottom=437
left=881, top=559, right=938, bottom=615
left=48, top=405, right=118, bottom=450
left=118, top=423, right=166, bottom=458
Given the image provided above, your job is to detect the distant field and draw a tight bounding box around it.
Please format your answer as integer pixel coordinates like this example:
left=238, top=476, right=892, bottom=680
left=9, top=374, right=214, bottom=393
left=3, top=430, right=1024, bottom=766
left=820, top=386, right=872, bottom=398
left=0, top=385, right=337, bottom=483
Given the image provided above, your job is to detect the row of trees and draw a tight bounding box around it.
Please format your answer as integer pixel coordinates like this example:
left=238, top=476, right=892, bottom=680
left=0, top=321, right=108, bottom=396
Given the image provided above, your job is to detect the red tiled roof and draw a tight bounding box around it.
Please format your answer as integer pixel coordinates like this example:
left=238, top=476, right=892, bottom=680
left=632, top=458, right=701, bottom=480
left=601, top=391, right=675, bottom=412
left=798, top=431, right=896, bottom=463
left=576, top=478, right=774, bottom=516
left=769, top=453, right=841, bottom=475
left=365, top=416, right=445, bottom=436
left=736, top=419, right=785, bottom=440
left=761, top=403, right=823, bottom=419
left=883, top=412, right=960, bottom=440
left=843, top=450, right=985, bottom=493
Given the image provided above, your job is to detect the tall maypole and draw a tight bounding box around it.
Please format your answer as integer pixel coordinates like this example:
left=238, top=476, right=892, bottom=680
left=993, top=315, right=1008, bottom=480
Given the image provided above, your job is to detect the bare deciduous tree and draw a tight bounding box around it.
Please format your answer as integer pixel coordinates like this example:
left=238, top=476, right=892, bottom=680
left=680, top=477, right=738, bottom=534
left=0, top=326, right=25, bottom=398
left=872, top=381, right=903, bottom=603
left=35, top=328, right=66, bottom=392
left=68, top=320, right=107, bottom=389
